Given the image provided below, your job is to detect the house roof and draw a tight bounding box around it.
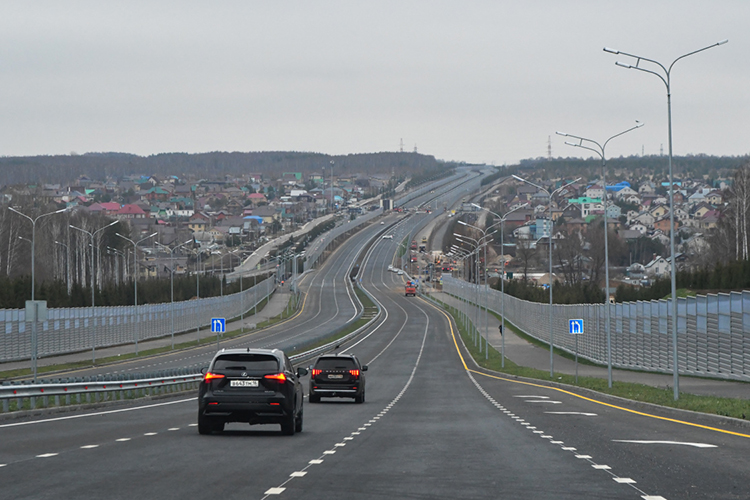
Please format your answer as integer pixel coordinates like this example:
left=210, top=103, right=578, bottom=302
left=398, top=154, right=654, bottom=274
left=117, top=204, right=146, bottom=215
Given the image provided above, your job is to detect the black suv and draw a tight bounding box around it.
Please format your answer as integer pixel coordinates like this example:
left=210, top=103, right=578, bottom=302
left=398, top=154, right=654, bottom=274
left=198, top=348, right=307, bottom=435
left=309, top=354, right=367, bottom=403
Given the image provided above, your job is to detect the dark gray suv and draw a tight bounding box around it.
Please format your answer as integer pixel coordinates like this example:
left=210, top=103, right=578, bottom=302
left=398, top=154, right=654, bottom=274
left=309, top=354, right=367, bottom=403
left=198, top=348, right=307, bottom=435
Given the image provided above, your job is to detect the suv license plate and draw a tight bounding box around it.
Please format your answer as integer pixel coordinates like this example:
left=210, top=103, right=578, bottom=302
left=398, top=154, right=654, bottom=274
left=328, top=374, right=343, bottom=379
left=230, top=380, right=259, bottom=387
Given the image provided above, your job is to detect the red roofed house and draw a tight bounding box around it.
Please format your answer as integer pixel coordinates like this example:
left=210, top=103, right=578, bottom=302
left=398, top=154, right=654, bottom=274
left=247, top=193, right=267, bottom=206
left=115, top=204, right=147, bottom=220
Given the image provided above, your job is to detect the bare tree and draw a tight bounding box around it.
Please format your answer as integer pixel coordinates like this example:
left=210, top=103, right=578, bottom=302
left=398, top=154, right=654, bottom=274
left=713, top=162, right=750, bottom=261
left=515, top=237, right=537, bottom=280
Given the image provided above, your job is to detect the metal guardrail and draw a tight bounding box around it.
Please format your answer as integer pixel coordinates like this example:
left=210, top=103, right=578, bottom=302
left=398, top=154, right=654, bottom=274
left=442, top=276, right=750, bottom=382
left=0, top=365, right=205, bottom=413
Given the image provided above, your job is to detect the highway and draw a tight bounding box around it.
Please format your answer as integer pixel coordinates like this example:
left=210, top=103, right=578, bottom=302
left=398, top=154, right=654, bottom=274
left=2, top=171, right=749, bottom=499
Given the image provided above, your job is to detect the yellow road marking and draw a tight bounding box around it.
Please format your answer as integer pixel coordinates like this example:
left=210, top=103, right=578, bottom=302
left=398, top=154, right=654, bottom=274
left=428, top=299, right=750, bottom=440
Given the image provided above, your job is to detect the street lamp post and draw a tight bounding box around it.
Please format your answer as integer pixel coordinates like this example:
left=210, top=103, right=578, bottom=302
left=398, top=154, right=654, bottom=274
left=511, top=176, right=580, bottom=377
left=472, top=203, right=530, bottom=368
left=556, top=122, right=643, bottom=387
left=604, top=39, right=727, bottom=399
left=70, top=219, right=118, bottom=365
left=458, top=221, right=498, bottom=360
left=454, top=233, right=483, bottom=349
left=155, top=239, right=193, bottom=349
left=117, top=232, right=157, bottom=354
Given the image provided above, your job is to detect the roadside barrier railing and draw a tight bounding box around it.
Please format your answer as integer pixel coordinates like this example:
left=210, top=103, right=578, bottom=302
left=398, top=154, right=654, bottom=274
left=0, top=278, right=275, bottom=363
left=441, top=276, right=750, bottom=382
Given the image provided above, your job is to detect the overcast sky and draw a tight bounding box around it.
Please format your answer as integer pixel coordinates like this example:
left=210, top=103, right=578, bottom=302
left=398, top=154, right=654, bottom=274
left=1, top=1, right=748, bottom=165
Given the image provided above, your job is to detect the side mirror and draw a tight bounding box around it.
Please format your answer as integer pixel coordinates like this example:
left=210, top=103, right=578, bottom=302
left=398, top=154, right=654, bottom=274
left=362, top=365, right=368, bottom=372
left=297, top=367, right=309, bottom=377
left=200, top=367, right=208, bottom=375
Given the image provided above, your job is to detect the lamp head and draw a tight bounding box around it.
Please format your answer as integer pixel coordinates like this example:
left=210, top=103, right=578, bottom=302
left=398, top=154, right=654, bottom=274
left=615, top=61, right=632, bottom=69
left=603, top=47, right=619, bottom=54
left=555, top=131, right=568, bottom=137
left=717, top=39, right=728, bottom=45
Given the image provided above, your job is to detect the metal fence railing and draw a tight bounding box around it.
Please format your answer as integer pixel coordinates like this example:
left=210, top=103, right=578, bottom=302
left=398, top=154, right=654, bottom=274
left=0, top=278, right=275, bottom=363
left=442, top=276, right=750, bottom=382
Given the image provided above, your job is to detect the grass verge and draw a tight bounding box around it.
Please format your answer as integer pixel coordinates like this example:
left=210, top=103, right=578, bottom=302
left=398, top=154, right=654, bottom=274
left=436, top=298, right=750, bottom=421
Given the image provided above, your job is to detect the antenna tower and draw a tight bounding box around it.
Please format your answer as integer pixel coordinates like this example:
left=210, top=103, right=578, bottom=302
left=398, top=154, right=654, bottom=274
left=547, top=135, right=552, bottom=160
left=413, top=144, right=418, bottom=154
left=399, top=138, right=404, bottom=153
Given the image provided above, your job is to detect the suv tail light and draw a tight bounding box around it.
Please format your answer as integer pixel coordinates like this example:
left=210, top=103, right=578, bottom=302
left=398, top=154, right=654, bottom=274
left=204, top=372, right=225, bottom=382
left=264, top=373, right=287, bottom=382
left=311, top=369, right=322, bottom=377
left=349, top=369, right=360, bottom=378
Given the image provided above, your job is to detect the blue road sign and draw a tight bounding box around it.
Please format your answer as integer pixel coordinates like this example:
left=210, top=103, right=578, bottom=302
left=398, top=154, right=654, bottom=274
left=569, top=319, right=584, bottom=335
left=211, top=318, right=226, bottom=334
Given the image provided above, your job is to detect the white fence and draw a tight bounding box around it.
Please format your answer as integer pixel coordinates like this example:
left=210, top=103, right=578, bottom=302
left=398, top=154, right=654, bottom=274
left=442, top=276, right=750, bottom=382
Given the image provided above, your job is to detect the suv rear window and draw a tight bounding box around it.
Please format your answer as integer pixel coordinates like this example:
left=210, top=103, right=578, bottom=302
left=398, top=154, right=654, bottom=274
left=315, top=357, right=357, bottom=370
left=213, top=354, right=279, bottom=372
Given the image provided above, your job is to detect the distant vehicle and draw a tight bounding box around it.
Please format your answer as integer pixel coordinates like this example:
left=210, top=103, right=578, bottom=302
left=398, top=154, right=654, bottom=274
left=309, top=354, right=367, bottom=403
left=198, top=348, right=307, bottom=435
left=405, top=282, right=417, bottom=296
left=397, top=270, right=404, bottom=275
left=382, top=234, right=393, bottom=239
left=380, top=221, right=385, bottom=225
left=410, top=240, right=417, bottom=250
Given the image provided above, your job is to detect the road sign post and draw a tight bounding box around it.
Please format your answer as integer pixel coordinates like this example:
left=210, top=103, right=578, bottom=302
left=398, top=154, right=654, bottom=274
left=211, top=318, right=226, bottom=350
left=569, top=319, right=584, bottom=383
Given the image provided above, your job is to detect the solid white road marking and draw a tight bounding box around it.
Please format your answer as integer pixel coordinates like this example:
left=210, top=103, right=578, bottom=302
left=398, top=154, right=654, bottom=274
left=614, top=478, right=637, bottom=484
left=545, top=411, right=597, bottom=416
left=514, top=395, right=549, bottom=398
left=613, top=440, right=717, bottom=448
left=526, top=400, right=562, bottom=404
left=36, top=453, right=58, bottom=458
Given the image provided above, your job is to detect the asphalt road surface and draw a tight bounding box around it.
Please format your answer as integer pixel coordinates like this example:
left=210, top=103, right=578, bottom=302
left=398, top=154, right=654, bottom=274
left=2, top=173, right=749, bottom=499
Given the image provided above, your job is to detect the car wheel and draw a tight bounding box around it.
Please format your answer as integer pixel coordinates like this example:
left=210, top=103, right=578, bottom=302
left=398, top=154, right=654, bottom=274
left=281, top=412, right=296, bottom=435
left=354, top=393, right=364, bottom=404
left=295, top=409, right=303, bottom=433
left=198, top=413, right=214, bottom=435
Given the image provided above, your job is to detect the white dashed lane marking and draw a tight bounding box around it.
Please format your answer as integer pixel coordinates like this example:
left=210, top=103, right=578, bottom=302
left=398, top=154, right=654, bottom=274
left=36, top=453, right=58, bottom=458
